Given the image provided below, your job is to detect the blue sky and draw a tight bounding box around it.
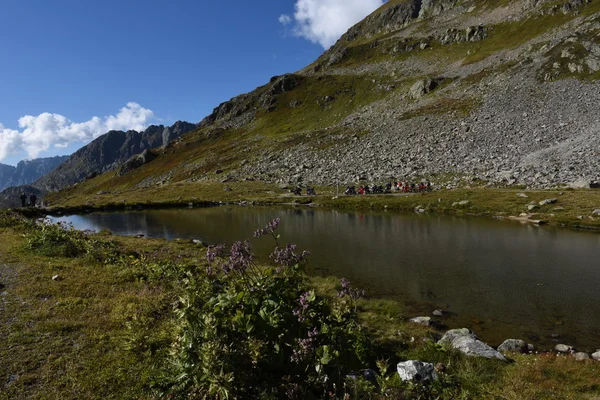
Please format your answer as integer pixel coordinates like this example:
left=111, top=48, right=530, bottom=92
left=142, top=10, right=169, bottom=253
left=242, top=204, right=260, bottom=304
left=0, top=0, right=384, bottom=165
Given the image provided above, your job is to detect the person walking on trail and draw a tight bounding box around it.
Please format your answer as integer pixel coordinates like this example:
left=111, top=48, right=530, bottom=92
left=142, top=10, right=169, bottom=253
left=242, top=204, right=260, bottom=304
left=19, top=193, right=27, bottom=207
left=30, top=194, right=37, bottom=207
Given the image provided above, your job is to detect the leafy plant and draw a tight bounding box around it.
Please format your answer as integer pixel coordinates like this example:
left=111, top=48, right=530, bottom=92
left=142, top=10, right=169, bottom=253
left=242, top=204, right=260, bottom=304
left=25, top=219, right=119, bottom=261
left=166, top=218, right=370, bottom=399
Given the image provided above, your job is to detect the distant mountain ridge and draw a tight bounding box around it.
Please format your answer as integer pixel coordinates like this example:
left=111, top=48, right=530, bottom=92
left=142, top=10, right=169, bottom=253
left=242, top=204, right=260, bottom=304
left=0, top=156, right=69, bottom=191
left=35, top=120, right=198, bottom=191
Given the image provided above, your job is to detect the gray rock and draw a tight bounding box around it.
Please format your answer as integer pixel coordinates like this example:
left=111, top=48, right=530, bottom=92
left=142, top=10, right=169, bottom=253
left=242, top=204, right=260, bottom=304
left=497, top=339, right=527, bottom=354
left=362, top=369, right=378, bottom=384
left=516, top=193, right=529, bottom=198
left=409, top=79, right=437, bottom=99
left=592, top=351, right=600, bottom=361
left=573, top=352, right=590, bottom=361
left=397, top=360, right=438, bottom=383
left=438, top=329, right=507, bottom=361
left=432, top=309, right=444, bottom=317
left=453, top=200, right=471, bottom=207
left=555, top=344, right=574, bottom=353
left=528, top=204, right=540, bottom=211
left=592, top=209, right=600, bottom=216
left=539, top=198, right=558, bottom=206
left=52, top=275, right=62, bottom=281
left=409, top=316, right=432, bottom=326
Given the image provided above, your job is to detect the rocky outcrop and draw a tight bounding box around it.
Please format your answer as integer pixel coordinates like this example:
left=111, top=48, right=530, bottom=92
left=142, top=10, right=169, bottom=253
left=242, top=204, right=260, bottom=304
left=439, top=26, right=487, bottom=44
left=199, top=74, right=305, bottom=128
left=0, top=156, right=68, bottom=191
left=438, top=329, right=507, bottom=361
left=118, top=149, right=158, bottom=175
left=162, top=121, right=198, bottom=149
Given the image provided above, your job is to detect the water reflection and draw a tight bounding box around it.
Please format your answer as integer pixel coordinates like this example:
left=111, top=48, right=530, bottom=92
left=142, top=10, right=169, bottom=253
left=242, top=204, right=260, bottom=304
left=51, top=207, right=600, bottom=350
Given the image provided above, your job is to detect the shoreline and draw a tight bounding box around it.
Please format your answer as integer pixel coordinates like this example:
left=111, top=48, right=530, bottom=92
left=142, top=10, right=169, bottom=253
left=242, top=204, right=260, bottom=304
left=12, top=186, right=600, bottom=234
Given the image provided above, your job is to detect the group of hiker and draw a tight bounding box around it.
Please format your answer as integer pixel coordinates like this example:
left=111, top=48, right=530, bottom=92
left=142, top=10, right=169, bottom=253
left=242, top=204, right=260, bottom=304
left=392, top=180, right=432, bottom=193
left=346, top=180, right=432, bottom=195
left=19, top=193, right=38, bottom=208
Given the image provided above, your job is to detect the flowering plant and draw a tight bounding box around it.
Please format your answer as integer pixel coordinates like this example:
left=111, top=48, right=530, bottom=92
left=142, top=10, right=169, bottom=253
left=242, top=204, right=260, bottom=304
left=169, top=218, right=369, bottom=399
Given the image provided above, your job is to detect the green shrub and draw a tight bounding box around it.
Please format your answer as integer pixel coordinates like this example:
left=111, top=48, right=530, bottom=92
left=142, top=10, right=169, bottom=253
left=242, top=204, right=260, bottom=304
left=25, top=219, right=119, bottom=261
left=165, top=219, right=370, bottom=399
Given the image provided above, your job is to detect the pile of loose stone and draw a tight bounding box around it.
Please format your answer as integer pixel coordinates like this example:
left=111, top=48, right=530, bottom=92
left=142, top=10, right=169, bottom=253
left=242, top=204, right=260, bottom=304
left=396, top=316, right=600, bottom=383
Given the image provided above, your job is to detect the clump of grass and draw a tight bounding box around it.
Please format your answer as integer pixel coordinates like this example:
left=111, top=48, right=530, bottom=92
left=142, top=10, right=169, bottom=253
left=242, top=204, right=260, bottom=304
left=24, top=219, right=120, bottom=261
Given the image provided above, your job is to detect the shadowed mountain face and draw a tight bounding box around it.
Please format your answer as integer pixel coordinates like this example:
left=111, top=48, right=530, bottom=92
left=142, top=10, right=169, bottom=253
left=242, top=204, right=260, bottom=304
left=34, top=120, right=198, bottom=192
left=0, top=156, right=69, bottom=192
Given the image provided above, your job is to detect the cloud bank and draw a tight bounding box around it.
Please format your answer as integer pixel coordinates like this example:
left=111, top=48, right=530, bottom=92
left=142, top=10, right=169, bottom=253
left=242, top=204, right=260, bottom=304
left=281, top=0, right=385, bottom=49
left=0, top=102, right=154, bottom=162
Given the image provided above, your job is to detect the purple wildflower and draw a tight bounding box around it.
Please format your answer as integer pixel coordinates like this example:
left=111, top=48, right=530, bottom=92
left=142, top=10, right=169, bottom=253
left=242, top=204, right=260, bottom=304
left=337, top=278, right=366, bottom=300
left=270, top=244, right=310, bottom=268
left=254, top=218, right=281, bottom=238
left=221, top=240, right=253, bottom=274
left=206, top=244, right=226, bottom=263
left=290, top=327, right=319, bottom=363
left=293, top=291, right=312, bottom=322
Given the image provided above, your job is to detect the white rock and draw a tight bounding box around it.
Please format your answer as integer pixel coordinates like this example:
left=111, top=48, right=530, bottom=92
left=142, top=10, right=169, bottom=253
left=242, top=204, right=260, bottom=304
left=397, top=361, right=438, bottom=383
left=409, top=316, right=432, bottom=326
left=438, top=328, right=507, bottom=361
left=555, top=344, right=573, bottom=353
left=573, top=352, right=589, bottom=361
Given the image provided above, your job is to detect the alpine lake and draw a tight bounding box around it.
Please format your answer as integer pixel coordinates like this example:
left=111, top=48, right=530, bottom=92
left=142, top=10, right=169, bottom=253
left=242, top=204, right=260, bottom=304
left=49, top=205, right=600, bottom=351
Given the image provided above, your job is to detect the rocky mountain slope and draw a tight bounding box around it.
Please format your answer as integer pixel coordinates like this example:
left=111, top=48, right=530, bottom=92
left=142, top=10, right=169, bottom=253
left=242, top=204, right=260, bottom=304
left=51, top=0, right=600, bottom=201
left=35, top=121, right=198, bottom=191
left=0, top=156, right=69, bottom=191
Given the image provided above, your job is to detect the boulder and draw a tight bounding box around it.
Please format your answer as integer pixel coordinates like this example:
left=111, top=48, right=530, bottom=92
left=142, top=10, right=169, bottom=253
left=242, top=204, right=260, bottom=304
left=592, top=209, right=600, bottom=216
left=527, top=204, right=540, bottom=211
left=453, top=200, right=471, bottom=207
left=555, top=344, right=574, bottom=353
left=592, top=351, right=600, bottom=361
left=409, top=316, right=432, bottom=326
left=438, top=329, right=507, bottom=361
left=497, top=339, right=528, bottom=354
left=362, top=369, right=378, bottom=385
left=516, top=193, right=529, bottom=198
left=539, top=198, right=558, bottom=206
left=432, top=309, right=444, bottom=317
left=409, top=79, right=438, bottom=99
left=397, top=361, right=438, bottom=383
left=573, top=352, right=590, bottom=361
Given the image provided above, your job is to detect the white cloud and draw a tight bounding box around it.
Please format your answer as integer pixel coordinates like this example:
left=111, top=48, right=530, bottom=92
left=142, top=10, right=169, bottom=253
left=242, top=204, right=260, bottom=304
left=0, top=102, right=154, bottom=162
left=281, top=0, right=386, bottom=49
left=279, top=14, right=292, bottom=25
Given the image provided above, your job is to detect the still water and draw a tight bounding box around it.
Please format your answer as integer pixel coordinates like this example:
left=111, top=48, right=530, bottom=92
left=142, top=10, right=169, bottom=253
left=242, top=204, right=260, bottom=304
left=50, top=206, right=600, bottom=350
